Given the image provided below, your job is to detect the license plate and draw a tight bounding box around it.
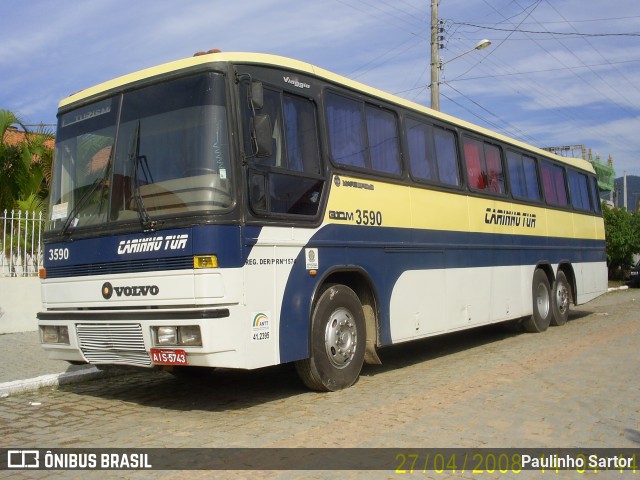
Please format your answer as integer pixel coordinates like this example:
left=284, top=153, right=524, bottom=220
left=150, top=348, right=188, bottom=365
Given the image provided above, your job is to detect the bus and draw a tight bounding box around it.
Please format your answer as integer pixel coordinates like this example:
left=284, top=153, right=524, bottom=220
left=38, top=51, right=607, bottom=391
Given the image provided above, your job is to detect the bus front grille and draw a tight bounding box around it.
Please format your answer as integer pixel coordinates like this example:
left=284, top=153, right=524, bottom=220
left=76, top=323, right=151, bottom=366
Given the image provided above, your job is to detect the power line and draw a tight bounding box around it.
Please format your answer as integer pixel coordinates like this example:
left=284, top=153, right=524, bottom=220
left=451, top=22, right=640, bottom=37
left=442, top=1, right=640, bottom=151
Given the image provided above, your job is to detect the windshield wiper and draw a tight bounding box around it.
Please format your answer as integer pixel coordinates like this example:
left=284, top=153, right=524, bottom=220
left=129, top=121, right=159, bottom=232
left=61, top=145, right=114, bottom=237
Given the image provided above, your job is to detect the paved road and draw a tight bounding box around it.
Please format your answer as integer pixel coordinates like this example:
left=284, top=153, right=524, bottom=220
left=1, top=289, right=639, bottom=479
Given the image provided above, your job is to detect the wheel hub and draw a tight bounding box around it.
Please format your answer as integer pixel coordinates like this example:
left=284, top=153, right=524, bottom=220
left=325, top=307, right=357, bottom=369
left=556, top=284, right=569, bottom=314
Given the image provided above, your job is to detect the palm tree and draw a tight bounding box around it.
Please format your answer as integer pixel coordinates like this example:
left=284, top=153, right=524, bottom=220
left=0, top=110, right=55, bottom=213
left=22, top=123, right=55, bottom=213
left=0, top=110, right=31, bottom=212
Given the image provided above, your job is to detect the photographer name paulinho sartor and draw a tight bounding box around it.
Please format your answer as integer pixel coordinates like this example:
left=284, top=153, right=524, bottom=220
left=522, top=453, right=637, bottom=470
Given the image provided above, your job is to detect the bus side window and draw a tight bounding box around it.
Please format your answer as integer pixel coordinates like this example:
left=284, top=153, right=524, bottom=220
left=365, top=105, right=401, bottom=175
left=246, top=84, right=323, bottom=217
left=463, top=136, right=505, bottom=194
left=326, top=92, right=367, bottom=169
left=463, top=137, right=486, bottom=190
left=507, top=151, right=541, bottom=201
left=406, top=118, right=437, bottom=182
left=540, top=160, right=569, bottom=207
left=255, top=87, right=283, bottom=168
left=568, top=170, right=591, bottom=211
left=433, top=127, right=460, bottom=186
left=484, top=143, right=504, bottom=193
left=283, top=94, right=321, bottom=174
left=589, top=176, right=602, bottom=213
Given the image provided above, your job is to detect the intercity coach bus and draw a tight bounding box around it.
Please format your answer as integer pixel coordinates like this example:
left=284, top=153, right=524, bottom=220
left=38, top=51, right=607, bottom=391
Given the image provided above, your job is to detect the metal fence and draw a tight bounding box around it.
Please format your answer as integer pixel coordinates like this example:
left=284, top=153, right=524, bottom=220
left=1, top=209, right=44, bottom=277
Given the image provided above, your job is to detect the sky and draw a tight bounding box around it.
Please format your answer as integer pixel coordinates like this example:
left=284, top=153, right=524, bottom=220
left=2, top=0, right=640, bottom=176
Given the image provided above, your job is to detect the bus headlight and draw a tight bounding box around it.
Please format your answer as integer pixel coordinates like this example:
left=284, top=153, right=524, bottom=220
left=178, top=325, right=202, bottom=346
left=154, top=326, right=202, bottom=346
left=156, top=326, right=177, bottom=345
left=40, top=325, right=70, bottom=345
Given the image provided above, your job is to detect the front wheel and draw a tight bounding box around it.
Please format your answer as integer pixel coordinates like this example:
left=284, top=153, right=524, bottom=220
left=551, top=271, right=571, bottom=326
left=295, top=285, right=366, bottom=391
left=522, top=269, right=552, bottom=333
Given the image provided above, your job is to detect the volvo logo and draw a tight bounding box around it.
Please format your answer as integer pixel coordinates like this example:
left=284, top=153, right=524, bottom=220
left=101, top=282, right=113, bottom=300
left=101, top=282, right=159, bottom=299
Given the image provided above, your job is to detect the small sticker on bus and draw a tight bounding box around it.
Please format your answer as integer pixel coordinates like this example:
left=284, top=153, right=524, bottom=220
left=51, top=203, right=68, bottom=220
left=251, top=312, right=271, bottom=342
left=305, top=248, right=319, bottom=270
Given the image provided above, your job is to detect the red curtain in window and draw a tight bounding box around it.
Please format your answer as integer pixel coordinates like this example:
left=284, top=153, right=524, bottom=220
left=541, top=164, right=557, bottom=204
left=484, top=144, right=503, bottom=193
left=464, top=140, right=485, bottom=189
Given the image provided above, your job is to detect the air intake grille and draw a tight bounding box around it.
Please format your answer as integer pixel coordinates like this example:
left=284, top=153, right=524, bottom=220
left=46, top=256, right=193, bottom=279
left=76, top=323, right=151, bottom=366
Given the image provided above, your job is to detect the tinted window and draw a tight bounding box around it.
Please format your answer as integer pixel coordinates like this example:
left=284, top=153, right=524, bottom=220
left=365, top=105, right=401, bottom=174
left=283, top=94, right=321, bottom=174
left=568, top=170, right=591, bottom=211
left=406, top=119, right=461, bottom=186
left=326, top=92, right=401, bottom=175
left=246, top=86, right=323, bottom=217
left=326, top=93, right=366, bottom=168
left=406, top=119, right=437, bottom=181
left=507, top=151, right=541, bottom=201
left=590, top=176, right=602, bottom=213
left=463, top=136, right=505, bottom=194
left=433, top=127, right=460, bottom=186
left=540, top=160, right=568, bottom=207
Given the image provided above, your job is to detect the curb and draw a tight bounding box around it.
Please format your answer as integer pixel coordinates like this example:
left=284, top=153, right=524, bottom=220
left=0, top=366, right=104, bottom=397
left=608, top=285, right=630, bottom=292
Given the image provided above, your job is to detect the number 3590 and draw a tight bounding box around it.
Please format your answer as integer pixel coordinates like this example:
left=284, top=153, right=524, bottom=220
left=355, top=209, right=383, bottom=226
left=48, top=248, right=69, bottom=261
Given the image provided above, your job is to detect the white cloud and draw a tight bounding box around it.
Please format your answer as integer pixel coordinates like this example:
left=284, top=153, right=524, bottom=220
left=1, top=0, right=638, bottom=176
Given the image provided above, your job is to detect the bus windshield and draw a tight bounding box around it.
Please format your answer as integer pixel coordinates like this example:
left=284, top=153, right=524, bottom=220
left=48, top=72, right=233, bottom=233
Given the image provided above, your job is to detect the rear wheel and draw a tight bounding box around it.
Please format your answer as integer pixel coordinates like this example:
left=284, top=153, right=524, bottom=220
left=522, top=269, right=552, bottom=333
left=295, top=285, right=366, bottom=391
left=551, top=271, right=571, bottom=326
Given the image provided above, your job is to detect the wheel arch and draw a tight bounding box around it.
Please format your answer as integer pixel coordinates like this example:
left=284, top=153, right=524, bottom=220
left=535, top=262, right=555, bottom=286
left=314, top=267, right=382, bottom=365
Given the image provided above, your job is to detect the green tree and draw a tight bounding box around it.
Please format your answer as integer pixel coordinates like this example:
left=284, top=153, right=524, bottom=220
left=0, top=110, right=31, bottom=212
left=0, top=110, right=54, bottom=213
left=602, top=204, right=638, bottom=276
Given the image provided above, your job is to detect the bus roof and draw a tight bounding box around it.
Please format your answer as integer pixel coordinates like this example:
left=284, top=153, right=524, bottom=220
left=59, top=51, right=595, bottom=174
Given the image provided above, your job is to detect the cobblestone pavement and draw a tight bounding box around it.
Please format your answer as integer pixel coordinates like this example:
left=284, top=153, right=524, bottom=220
left=0, top=331, right=92, bottom=384
left=1, top=290, right=639, bottom=480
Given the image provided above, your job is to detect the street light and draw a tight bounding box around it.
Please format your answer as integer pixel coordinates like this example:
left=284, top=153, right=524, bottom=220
left=430, top=39, right=491, bottom=111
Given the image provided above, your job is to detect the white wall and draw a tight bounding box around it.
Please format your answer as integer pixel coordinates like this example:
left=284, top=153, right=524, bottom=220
left=0, top=277, right=41, bottom=333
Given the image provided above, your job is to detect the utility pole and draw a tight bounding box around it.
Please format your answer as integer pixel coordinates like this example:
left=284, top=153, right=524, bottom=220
left=624, top=171, right=628, bottom=210
left=430, top=0, right=440, bottom=111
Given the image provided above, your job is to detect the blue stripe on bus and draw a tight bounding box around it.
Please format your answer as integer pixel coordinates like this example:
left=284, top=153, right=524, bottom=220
left=44, top=225, right=245, bottom=278
left=278, top=224, right=606, bottom=363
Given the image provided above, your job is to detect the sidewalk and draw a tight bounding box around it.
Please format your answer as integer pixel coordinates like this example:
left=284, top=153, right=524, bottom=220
left=0, top=330, right=104, bottom=396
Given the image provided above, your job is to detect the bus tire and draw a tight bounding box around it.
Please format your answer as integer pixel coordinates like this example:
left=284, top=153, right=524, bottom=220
left=295, top=284, right=366, bottom=392
left=522, top=269, right=552, bottom=333
left=551, top=271, right=571, bottom=326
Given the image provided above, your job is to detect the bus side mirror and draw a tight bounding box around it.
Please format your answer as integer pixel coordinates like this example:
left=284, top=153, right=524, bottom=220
left=250, top=81, right=264, bottom=110
left=251, top=114, right=273, bottom=158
